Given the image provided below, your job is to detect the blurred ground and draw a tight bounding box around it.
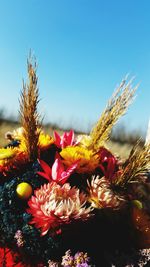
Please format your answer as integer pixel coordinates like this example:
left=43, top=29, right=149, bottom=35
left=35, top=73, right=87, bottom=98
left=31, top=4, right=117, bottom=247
left=0, top=121, right=132, bottom=160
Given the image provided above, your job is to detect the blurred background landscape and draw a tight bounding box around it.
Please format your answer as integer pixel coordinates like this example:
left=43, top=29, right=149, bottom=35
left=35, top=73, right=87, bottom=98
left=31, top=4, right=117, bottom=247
left=0, top=0, right=149, bottom=159
left=0, top=106, right=145, bottom=160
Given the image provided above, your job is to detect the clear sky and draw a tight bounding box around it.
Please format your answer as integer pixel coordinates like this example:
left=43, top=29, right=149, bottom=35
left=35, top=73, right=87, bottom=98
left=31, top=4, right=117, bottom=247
left=0, top=0, right=150, bottom=135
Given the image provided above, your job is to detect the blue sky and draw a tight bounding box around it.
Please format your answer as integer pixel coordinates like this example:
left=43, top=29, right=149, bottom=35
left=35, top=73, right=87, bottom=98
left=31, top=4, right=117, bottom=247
left=0, top=0, right=150, bottom=135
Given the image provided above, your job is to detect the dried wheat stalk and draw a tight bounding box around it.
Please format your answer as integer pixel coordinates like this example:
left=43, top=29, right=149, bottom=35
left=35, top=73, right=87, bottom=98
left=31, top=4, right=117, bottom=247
left=88, top=77, right=138, bottom=151
left=19, top=55, right=41, bottom=161
left=114, top=140, right=150, bottom=187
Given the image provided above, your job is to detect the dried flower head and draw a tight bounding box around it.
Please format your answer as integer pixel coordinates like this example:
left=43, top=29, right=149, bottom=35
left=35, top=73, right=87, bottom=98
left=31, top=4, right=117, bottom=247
left=38, top=131, right=54, bottom=150
left=87, top=175, right=126, bottom=209
left=54, top=129, right=76, bottom=149
left=27, top=182, right=93, bottom=236
left=60, top=146, right=99, bottom=173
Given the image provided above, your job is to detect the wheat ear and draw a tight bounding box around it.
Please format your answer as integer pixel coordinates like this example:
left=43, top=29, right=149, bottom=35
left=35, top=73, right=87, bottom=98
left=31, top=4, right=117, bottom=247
left=19, top=55, right=41, bottom=161
left=88, top=76, right=138, bottom=151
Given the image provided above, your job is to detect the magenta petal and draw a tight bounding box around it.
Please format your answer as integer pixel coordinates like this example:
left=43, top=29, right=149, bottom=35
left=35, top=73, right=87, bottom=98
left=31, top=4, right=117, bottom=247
left=38, top=159, right=52, bottom=178
left=67, top=129, right=74, bottom=145
left=59, top=162, right=78, bottom=183
left=52, top=158, right=64, bottom=181
left=54, top=131, right=61, bottom=147
left=37, top=171, right=51, bottom=182
left=59, top=175, right=68, bottom=184
left=61, top=134, right=65, bottom=149
left=62, top=130, right=74, bottom=148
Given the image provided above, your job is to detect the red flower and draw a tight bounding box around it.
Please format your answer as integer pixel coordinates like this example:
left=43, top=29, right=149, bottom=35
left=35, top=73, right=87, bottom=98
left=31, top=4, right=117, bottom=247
left=37, top=155, right=78, bottom=185
left=99, top=147, right=118, bottom=181
left=54, top=129, right=76, bottom=149
left=0, top=247, right=44, bottom=267
left=0, top=247, right=26, bottom=267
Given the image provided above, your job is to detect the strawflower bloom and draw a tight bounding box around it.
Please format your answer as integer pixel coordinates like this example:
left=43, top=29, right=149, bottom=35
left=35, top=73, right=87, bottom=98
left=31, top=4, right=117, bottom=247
left=0, top=149, right=28, bottom=174
left=5, top=127, right=24, bottom=141
left=27, top=182, right=93, bottom=236
left=38, top=131, right=54, bottom=150
left=76, top=134, right=92, bottom=148
left=0, top=147, right=18, bottom=162
left=87, top=175, right=125, bottom=209
left=10, top=127, right=54, bottom=153
left=54, top=130, right=76, bottom=149
left=38, top=156, right=78, bottom=184
left=0, top=147, right=24, bottom=172
left=60, top=146, right=99, bottom=173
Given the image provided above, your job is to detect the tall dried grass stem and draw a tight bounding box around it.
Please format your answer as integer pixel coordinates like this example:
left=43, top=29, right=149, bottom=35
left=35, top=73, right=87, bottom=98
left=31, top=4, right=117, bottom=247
left=88, top=77, right=138, bottom=151
left=114, top=140, right=150, bottom=186
left=19, top=55, right=41, bottom=161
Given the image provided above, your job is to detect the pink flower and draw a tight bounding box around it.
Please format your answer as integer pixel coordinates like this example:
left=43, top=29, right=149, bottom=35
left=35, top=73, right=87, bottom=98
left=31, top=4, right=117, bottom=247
left=27, top=182, right=93, bottom=236
left=54, top=130, right=76, bottom=149
left=14, top=230, right=24, bottom=247
left=37, top=156, right=78, bottom=185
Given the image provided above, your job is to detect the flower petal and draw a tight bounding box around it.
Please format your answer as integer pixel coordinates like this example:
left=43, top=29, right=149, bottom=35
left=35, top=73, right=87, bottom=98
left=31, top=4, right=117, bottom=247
left=38, top=159, right=52, bottom=180
left=53, top=131, right=61, bottom=147
left=52, top=158, right=64, bottom=181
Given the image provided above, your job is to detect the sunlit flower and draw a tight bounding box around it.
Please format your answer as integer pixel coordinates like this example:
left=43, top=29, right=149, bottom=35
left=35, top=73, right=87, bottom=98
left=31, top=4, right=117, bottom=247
left=60, top=146, right=99, bottom=173
left=38, top=155, right=78, bottom=184
left=54, top=129, right=76, bottom=149
left=87, top=175, right=125, bottom=209
left=8, top=127, right=54, bottom=152
left=0, top=147, right=18, bottom=166
left=0, top=148, right=29, bottom=174
left=76, top=134, right=92, bottom=148
left=0, top=147, right=17, bottom=160
left=5, top=127, right=24, bottom=142
left=27, top=182, right=93, bottom=236
left=38, top=131, right=54, bottom=150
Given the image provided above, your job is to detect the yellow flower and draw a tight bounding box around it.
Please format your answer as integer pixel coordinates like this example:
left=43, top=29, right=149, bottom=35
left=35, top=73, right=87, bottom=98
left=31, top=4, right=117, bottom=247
left=17, top=130, right=54, bottom=153
left=0, top=146, right=29, bottom=171
left=17, top=137, right=27, bottom=153
left=38, top=132, right=54, bottom=150
left=6, top=127, right=24, bottom=141
left=5, top=127, right=27, bottom=154
left=60, top=146, right=99, bottom=173
left=0, top=147, right=18, bottom=166
left=76, top=134, right=92, bottom=148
